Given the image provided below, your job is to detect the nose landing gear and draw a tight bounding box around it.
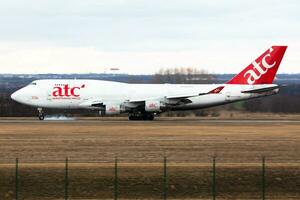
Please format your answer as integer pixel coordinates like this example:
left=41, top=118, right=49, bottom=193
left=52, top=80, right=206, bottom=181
left=38, top=108, right=45, bottom=120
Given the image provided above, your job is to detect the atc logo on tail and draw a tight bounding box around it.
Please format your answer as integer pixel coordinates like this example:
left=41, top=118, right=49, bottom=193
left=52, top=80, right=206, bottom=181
left=227, top=46, right=287, bottom=85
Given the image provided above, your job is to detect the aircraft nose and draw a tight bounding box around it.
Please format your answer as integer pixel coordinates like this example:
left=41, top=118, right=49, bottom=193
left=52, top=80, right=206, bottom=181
left=11, top=91, right=18, bottom=101
left=11, top=90, right=22, bottom=102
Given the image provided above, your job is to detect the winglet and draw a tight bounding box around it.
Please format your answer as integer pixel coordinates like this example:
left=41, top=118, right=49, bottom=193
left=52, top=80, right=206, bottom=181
left=208, top=86, right=225, bottom=94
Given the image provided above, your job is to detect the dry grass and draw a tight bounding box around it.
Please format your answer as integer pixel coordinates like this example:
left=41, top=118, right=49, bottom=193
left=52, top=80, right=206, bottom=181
left=0, top=118, right=300, bottom=199
left=0, top=119, right=299, bottom=163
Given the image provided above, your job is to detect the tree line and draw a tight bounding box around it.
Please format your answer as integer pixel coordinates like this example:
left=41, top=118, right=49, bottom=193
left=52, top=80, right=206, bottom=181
left=1, top=68, right=300, bottom=117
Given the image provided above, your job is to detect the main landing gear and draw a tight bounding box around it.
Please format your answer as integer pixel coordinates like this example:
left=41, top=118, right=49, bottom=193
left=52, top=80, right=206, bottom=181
left=129, top=112, right=154, bottom=121
left=38, top=108, right=45, bottom=120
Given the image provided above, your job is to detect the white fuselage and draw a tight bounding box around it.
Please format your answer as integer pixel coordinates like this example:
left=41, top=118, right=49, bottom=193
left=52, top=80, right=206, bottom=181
left=10, top=45, right=286, bottom=120
left=11, top=79, right=278, bottom=111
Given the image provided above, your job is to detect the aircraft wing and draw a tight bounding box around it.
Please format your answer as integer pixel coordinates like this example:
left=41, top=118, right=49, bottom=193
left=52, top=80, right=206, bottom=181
left=241, top=85, right=280, bottom=94
left=79, top=99, right=104, bottom=108
left=128, top=86, right=225, bottom=105
left=129, top=93, right=201, bottom=104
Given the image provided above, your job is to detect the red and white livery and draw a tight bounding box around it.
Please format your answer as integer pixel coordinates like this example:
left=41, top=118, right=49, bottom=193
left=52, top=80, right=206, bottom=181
left=11, top=46, right=287, bottom=120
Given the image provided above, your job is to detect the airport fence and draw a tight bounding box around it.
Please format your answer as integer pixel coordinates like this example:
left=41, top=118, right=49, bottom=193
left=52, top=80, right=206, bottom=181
left=1, top=156, right=300, bottom=200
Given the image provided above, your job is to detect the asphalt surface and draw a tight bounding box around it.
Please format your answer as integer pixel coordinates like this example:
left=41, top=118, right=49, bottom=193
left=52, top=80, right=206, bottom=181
left=0, top=118, right=300, bottom=124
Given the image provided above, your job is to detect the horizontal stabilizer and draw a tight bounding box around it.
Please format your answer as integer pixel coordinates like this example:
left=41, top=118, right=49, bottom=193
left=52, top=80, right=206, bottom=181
left=241, top=85, right=279, bottom=93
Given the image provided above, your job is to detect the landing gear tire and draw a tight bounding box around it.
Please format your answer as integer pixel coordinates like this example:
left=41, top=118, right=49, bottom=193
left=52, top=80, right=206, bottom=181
left=143, top=114, right=154, bottom=120
left=129, top=113, right=154, bottom=121
left=129, top=115, right=136, bottom=120
left=38, top=115, right=45, bottom=120
left=37, top=108, right=45, bottom=121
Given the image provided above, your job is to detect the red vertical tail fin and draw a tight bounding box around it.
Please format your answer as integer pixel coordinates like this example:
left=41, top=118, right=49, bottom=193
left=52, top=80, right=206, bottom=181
left=226, top=46, right=287, bottom=84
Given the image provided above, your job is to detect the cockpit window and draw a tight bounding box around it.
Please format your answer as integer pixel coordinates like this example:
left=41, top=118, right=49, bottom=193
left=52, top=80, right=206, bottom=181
left=29, top=82, right=37, bottom=85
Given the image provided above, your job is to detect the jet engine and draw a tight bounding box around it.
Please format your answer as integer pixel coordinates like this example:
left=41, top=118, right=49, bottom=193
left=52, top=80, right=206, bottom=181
left=106, top=104, right=122, bottom=115
left=145, top=100, right=162, bottom=112
left=99, top=104, right=123, bottom=116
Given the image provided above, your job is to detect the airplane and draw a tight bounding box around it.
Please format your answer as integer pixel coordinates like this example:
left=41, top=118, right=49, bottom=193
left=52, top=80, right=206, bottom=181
left=11, top=46, right=287, bottom=120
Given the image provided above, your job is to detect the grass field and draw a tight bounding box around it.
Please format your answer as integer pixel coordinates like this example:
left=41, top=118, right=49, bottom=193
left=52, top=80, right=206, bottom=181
left=0, top=118, right=300, bottom=199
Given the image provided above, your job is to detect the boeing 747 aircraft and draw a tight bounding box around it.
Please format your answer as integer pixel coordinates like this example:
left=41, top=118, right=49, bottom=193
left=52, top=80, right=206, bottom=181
left=11, top=46, right=287, bottom=120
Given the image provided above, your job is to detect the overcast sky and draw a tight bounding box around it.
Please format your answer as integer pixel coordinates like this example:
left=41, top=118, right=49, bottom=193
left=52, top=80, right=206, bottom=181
left=0, top=0, right=299, bottom=74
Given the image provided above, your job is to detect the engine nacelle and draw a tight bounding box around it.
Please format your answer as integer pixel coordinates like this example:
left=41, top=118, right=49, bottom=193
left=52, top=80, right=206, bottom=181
left=145, top=100, right=162, bottom=112
left=105, top=104, right=121, bottom=115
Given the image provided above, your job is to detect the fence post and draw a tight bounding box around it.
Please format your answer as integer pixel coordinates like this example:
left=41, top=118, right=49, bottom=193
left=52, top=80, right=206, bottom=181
left=163, top=156, right=168, bottom=200
left=15, top=158, right=19, bottom=200
left=65, top=157, right=69, bottom=200
left=212, top=156, right=216, bottom=200
left=262, top=157, right=266, bottom=200
left=114, top=156, right=118, bottom=200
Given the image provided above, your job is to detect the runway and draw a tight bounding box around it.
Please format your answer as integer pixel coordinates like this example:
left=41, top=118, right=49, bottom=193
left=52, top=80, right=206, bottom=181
left=1, top=118, right=300, bottom=124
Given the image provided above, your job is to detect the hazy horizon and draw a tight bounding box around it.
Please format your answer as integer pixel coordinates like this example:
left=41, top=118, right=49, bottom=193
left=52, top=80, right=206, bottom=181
left=0, top=0, right=299, bottom=74
left=2, top=72, right=300, bottom=75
